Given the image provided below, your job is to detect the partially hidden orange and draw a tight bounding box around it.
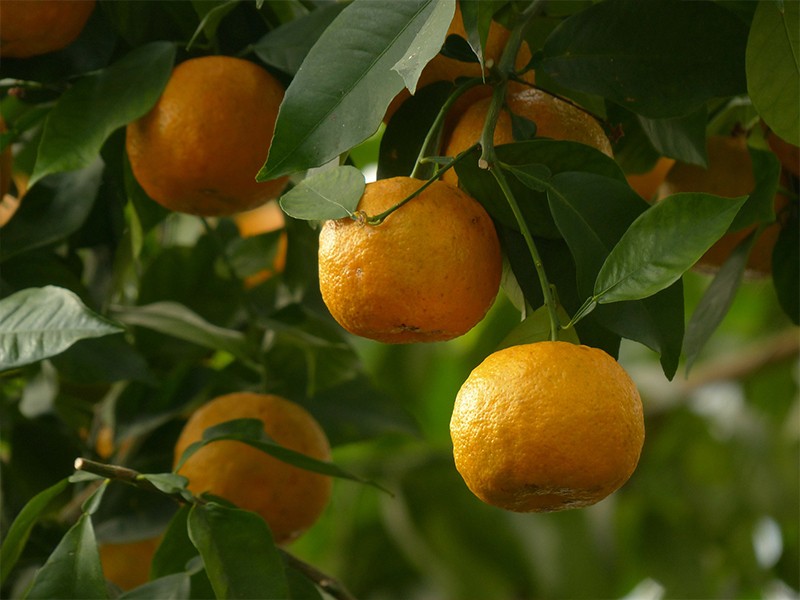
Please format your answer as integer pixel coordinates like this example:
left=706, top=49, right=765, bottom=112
left=99, top=537, right=160, bottom=591
left=626, top=156, right=676, bottom=201
left=126, top=56, right=288, bottom=217
left=233, top=200, right=288, bottom=288
left=0, top=0, right=95, bottom=58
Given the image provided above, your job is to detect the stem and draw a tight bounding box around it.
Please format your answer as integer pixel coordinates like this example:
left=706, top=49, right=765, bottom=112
left=280, top=550, right=358, bottom=600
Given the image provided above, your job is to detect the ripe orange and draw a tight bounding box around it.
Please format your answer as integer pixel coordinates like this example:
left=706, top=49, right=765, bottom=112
left=318, top=176, right=502, bottom=343
left=442, top=88, right=613, bottom=186
left=765, top=129, right=800, bottom=177
left=0, top=0, right=95, bottom=58
left=173, top=392, right=332, bottom=544
left=656, top=135, right=789, bottom=275
left=126, top=56, right=288, bottom=217
left=233, top=200, right=288, bottom=288
left=626, top=156, right=676, bottom=201
left=450, top=341, right=644, bottom=512
left=99, top=537, right=160, bottom=591
left=385, top=2, right=534, bottom=123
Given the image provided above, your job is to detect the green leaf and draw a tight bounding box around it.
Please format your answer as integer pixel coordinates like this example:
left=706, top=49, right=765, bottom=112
left=258, top=0, right=453, bottom=180
left=279, top=166, right=365, bottom=221
left=284, top=566, right=324, bottom=600
left=150, top=506, right=199, bottom=580
left=253, top=3, right=347, bottom=75
left=138, top=473, right=191, bottom=498
left=0, top=286, right=124, bottom=371
left=50, top=334, right=155, bottom=384
left=119, top=573, right=191, bottom=600
left=174, top=418, right=386, bottom=492
left=540, top=0, right=748, bottom=118
left=747, top=0, right=800, bottom=145
left=188, top=1, right=238, bottom=51
left=110, top=302, right=253, bottom=366
left=81, top=480, right=110, bottom=515
left=496, top=304, right=579, bottom=349
left=24, top=514, right=107, bottom=600
left=0, top=162, right=103, bottom=262
left=594, top=192, right=748, bottom=304
left=731, top=145, right=782, bottom=230
left=0, top=478, right=70, bottom=584
left=187, top=503, right=289, bottom=600
left=505, top=163, right=552, bottom=192
left=683, top=230, right=756, bottom=373
left=30, top=42, right=176, bottom=185
left=459, top=0, right=503, bottom=72
left=773, top=211, right=799, bottom=325
left=637, top=107, right=708, bottom=167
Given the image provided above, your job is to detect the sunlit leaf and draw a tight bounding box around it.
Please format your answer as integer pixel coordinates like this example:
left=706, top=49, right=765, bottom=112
left=279, top=166, right=365, bottom=221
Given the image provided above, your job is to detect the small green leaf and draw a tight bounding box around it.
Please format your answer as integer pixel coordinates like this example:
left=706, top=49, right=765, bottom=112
left=81, top=480, right=110, bottom=515
left=24, top=514, right=107, bottom=600
left=0, top=286, right=124, bottom=371
left=187, top=503, right=289, bottom=600
left=0, top=478, right=70, bottom=584
left=119, top=573, right=191, bottom=600
left=31, top=42, right=176, bottom=185
left=594, top=192, right=748, bottom=303
left=259, top=0, right=452, bottom=179
left=747, top=0, right=800, bottom=145
left=279, top=166, right=365, bottom=221
left=496, top=304, right=579, bottom=350
left=683, top=230, right=756, bottom=373
left=138, top=473, right=191, bottom=497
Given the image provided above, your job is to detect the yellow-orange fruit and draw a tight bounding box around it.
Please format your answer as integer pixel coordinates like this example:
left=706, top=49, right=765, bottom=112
left=626, top=157, right=676, bottom=201
left=0, top=0, right=95, bottom=58
left=233, top=201, right=288, bottom=287
left=99, top=537, right=160, bottom=591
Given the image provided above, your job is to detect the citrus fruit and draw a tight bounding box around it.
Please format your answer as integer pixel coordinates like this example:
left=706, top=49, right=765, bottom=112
left=442, top=88, right=613, bottom=186
left=626, top=156, right=675, bottom=201
left=99, top=537, right=160, bottom=591
left=450, top=341, right=644, bottom=512
left=173, top=392, right=332, bottom=544
left=318, top=176, right=502, bottom=343
left=385, top=2, right=534, bottom=123
left=126, top=56, right=288, bottom=217
left=0, top=0, right=95, bottom=58
left=765, top=129, right=800, bottom=177
left=656, top=134, right=789, bottom=275
left=233, top=200, right=288, bottom=288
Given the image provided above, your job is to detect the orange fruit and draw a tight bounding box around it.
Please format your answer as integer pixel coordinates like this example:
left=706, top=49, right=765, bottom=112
left=318, top=176, right=502, bottom=343
left=99, top=537, right=160, bottom=591
left=126, top=56, right=288, bottom=217
left=765, top=129, right=800, bottom=177
left=233, top=200, right=288, bottom=288
left=0, top=0, right=95, bottom=58
left=656, top=135, right=789, bottom=275
left=626, top=156, right=676, bottom=201
left=450, top=341, right=644, bottom=512
left=385, top=2, right=534, bottom=123
left=442, top=87, right=613, bottom=186
left=173, top=392, right=332, bottom=544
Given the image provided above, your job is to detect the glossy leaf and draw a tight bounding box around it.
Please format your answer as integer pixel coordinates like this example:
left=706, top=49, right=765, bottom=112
left=0, top=286, right=124, bottom=371
left=540, top=0, right=748, bottom=118
left=258, top=0, right=453, bottom=179
left=458, top=0, right=496, bottom=71
left=279, top=165, right=365, bottom=221
left=24, top=514, right=107, bottom=600
left=683, top=230, right=756, bottom=373
left=594, top=192, right=748, bottom=303
left=187, top=503, right=289, bottom=600
left=31, top=42, right=176, bottom=185
left=746, top=0, right=800, bottom=145
left=0, top=478, right=69, bottom=584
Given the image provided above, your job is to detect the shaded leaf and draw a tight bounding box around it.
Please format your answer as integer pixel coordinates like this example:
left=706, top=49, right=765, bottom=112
left=637, top=107, right=707, bottom=167
left=24, top=514, right=107, bottom=600
left=31, top=42, right=176, bottom=184
left=187, top=503, right=289, bottom=600
left=746, top=0, right=800, bottom=145
left=119, top=573, right=191, bottom=600
left=540, top=0, right=748, bottom=118
left=0, top=286, right=124, bottom=371
left=773, top=211, right=799, bottom=325
left=279, top=166, right=365, bottom=221
left=594, top=192, right=748, bottom=303
left=50, top=333, right=155, bottom=384
left=496, top=304, right=579, bottom=350
left=259, top=0, right=452, bottom=179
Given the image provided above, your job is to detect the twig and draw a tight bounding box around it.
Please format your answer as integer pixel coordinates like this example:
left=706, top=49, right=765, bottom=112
left=280, top=549, right=358, bottom=600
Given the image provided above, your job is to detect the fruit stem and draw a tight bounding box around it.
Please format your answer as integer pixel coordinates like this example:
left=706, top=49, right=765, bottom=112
left=410, top=77, right=484, bottom=179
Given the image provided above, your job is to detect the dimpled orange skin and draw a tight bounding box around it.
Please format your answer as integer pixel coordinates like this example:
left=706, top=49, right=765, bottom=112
left=318, top=177, right=502, bottom=344
left=173, top=393, right=332, bottom=545
left=126, top=56, right=288, bottom=217
left=0, top=0, right=95, bottom=58
left=656, top=135, right=789, bottom=275
left=450, top=342, right=644, bottom=512
left=443, top=88, right=613, bottom=186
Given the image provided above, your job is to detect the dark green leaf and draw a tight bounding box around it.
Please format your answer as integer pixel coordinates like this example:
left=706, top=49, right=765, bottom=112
left=24, top=514, right=107, bottom=600
left=50, top=334, right=155, bottom=384
left=253, top=2, right=347, bottom=75
left=150, top=506, right=198, bottom=580
left=540, top=0, right=748, bottom=118
left=187, top=503, right=289, bottom=600
left=746, top=0, right=800, bottom=145
left=138, top=473, right=191, bottom=498
left=505, top=163, right=551, bottom=192
left=731, top=146, right=782, bottom=230
left=31, top=42, right=176, bottom=185
left=119, top=573, right=191, bottom=600
left=284, top=566, right=324, bottom=600
left=258, top=0, right=454, bottom=179
left=683, top=231, right=756, bottom=373
left=459, top=0, right=503, bottom=71
left=0, top=478, right=70, bottom=584
left=0, top=162, right=103, bottom=262
left=637, top=107, right=707, bottom=166
left=773, top=211, right=799, bottom=325
left=594, top=192, right=748, bottom=303
left=187, top=1, right=238, bottom=51
left=279, top=166, right=365, bottom=221
left=81, top=480, right=110, bottom=515
left=0, top=286, right=124, bottom=371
